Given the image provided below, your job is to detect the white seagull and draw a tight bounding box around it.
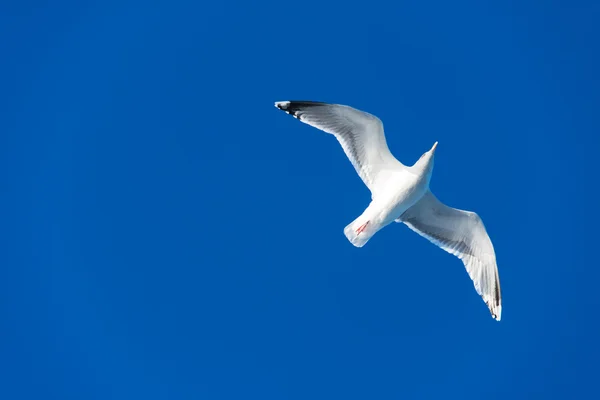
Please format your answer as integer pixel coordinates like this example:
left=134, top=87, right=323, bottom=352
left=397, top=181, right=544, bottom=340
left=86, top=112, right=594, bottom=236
left=275, top=100, right=502, bottom=321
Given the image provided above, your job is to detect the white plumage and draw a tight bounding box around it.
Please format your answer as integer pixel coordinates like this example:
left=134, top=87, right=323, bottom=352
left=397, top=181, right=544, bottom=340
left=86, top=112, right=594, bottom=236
left=275, top=100, right=502, bottom=321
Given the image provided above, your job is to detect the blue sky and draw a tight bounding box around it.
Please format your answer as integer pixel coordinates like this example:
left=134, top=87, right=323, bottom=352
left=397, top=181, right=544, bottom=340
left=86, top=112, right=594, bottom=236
left=1, top=1, right=599, bottom=399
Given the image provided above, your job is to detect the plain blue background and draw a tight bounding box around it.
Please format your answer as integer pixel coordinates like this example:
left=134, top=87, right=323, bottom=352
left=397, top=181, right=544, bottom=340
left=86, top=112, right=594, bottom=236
left=1, top=1, right=598, bottom=399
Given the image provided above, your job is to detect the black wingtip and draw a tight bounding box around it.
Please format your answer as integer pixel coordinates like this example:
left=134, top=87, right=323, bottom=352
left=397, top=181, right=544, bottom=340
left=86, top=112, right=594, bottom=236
left=274, top=100, right=328, bottom=119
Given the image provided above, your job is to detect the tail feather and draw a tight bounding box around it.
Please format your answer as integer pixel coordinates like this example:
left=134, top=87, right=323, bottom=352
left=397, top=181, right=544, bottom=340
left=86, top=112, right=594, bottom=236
left=344, top=216, right=377, bottom=247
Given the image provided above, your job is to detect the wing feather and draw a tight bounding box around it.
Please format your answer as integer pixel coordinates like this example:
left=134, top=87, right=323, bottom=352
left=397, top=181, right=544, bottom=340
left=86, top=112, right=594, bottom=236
left=275, top=101, right=404, bottom=193
left=400, top=191, right=502, bottom=321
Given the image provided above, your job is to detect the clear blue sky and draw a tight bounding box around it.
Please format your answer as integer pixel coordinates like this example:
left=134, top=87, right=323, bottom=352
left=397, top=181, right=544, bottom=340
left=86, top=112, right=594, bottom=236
left=1, top=1, right=598, bottom=399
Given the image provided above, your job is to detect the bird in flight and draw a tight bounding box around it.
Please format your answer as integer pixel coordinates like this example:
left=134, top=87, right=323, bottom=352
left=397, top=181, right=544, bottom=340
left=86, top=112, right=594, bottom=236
left=275, top=100, right=502, bottom=321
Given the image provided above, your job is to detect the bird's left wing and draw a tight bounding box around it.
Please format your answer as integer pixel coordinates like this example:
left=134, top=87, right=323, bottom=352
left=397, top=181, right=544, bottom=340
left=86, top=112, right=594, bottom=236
left=399, top=191, right=502, bottom=321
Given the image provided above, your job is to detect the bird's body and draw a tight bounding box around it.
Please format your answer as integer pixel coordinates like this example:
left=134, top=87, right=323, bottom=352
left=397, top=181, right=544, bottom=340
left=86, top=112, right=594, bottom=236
left=275, top=100, right=502, bottom=321
left=344, top=163, right=432, bottom=247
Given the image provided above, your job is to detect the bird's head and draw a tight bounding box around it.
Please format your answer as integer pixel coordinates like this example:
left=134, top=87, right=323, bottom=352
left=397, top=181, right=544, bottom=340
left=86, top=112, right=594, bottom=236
left=413, top=141, right=438, bottom=179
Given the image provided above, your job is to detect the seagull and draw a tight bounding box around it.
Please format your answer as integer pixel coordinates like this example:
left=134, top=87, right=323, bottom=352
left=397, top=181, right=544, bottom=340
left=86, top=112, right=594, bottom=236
left=275, top=100, right=502, bottom=321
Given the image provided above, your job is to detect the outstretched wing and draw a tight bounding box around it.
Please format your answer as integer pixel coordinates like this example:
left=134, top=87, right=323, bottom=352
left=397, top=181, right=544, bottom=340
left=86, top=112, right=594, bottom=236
left=275, top=101, right=404, bottom=193
left=399, top=191, right=502, bottom=321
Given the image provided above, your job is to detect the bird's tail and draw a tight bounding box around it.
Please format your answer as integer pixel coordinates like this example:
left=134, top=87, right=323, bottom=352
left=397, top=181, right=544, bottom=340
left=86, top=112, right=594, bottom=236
left=344, top=215, right=378, bottom=247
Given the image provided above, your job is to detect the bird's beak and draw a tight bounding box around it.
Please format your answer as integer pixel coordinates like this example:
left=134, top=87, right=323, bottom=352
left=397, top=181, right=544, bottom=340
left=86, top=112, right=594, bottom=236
left=431, top=141, right=438, bottom=153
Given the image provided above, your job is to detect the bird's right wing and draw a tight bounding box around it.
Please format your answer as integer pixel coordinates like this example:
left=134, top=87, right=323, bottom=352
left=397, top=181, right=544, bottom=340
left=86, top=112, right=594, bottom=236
left=399, top=191, right=502, bottom=321
left=275, top=101, right=405, bottom=193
